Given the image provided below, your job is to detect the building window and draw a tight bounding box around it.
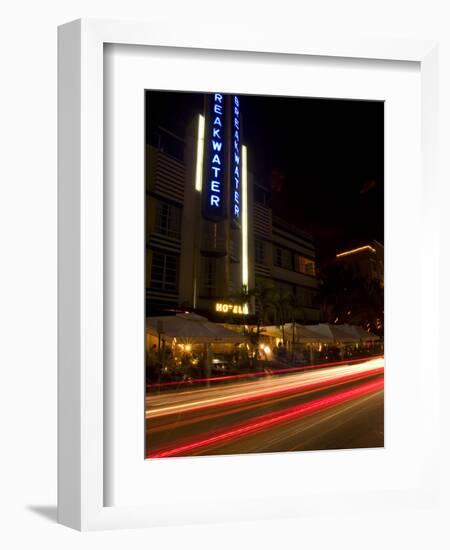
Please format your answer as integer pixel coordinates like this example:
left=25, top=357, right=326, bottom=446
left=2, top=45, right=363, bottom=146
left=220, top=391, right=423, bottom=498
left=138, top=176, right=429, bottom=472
left=296, top=287, right=316, bottom=307
left=255, top=238, right=265, bottom=265
left=296, top=255, right=316, bottom=276
left=201, top=221, right=226, bottom=254
left=274, top=246, right=293, bottom=270
left=275, top=247, right=282, bottom=267
left=200, top=257, right=217, bottom=298
left=253, top=184, right=271, bottom=207
left=229, top=229, right=240, bottom=261
left=150, top=251, right=178, bottom=292
left=154, top=200, right=181, bottom=239
left=276, top=281, right=295, bottom=296
left=150, top=129, right=184, bottom=162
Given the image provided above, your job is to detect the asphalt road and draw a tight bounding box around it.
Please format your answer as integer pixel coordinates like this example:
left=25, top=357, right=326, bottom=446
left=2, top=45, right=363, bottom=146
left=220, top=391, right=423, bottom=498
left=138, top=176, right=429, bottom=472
left=146, top=357, right=384, bottom=458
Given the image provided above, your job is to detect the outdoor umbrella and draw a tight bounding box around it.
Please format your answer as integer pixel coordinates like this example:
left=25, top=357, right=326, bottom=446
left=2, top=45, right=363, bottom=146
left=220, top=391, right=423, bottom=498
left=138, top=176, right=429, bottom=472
left=304, top=323, right=336, bottom=343
left=283, top=323, right=332, bottom=343
left=327, top=324, right=360, bottom=343
left=298, top=323, right=363, bottom=344
left=340, top=324, right=381, bottom=342
left=146, top=313, right=247, bottom=344
left=259, top=325, right=284, bottom=339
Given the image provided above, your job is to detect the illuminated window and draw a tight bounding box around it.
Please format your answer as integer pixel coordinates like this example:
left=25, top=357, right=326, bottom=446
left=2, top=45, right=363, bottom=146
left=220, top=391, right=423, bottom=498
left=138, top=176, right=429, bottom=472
left=154, top=200, right=181, bottom=239
left=297, top=255, right=316, bottom=276
left=150, top=252, right=178, bottom=292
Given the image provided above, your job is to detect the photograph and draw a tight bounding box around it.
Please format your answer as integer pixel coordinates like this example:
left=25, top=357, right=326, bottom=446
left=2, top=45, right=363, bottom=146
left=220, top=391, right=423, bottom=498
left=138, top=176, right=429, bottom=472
left=144, top=90, right=385, bottom=459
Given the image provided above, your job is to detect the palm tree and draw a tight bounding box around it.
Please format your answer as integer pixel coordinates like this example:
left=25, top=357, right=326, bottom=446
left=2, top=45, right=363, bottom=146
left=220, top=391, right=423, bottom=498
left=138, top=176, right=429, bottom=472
left=226, top=277, right=277, bottom=361
left=227, top=277, right=276, bottom=342
left=228, top=284, right=251, bottom=327
left=251, top=276, right=277, bottom=335
left=270, top=286, right=293, bottom=343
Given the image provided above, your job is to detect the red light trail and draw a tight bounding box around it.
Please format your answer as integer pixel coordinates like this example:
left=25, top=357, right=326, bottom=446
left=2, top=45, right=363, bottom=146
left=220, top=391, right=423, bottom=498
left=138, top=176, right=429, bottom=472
left=147, top=377, right=384, bottom=458
left=147, top=355, right=384, bottom=389
left=149, top=367, right=384, bottom=418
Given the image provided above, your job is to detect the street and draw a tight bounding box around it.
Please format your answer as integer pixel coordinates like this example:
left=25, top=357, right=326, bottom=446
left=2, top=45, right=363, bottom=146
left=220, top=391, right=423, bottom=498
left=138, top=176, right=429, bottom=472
left=146, top=357, right=384, bottom=458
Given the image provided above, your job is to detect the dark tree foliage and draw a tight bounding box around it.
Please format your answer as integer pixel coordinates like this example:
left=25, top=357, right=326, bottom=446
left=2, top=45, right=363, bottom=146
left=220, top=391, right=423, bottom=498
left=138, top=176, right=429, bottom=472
left=316, top=264, right=384, bottom=335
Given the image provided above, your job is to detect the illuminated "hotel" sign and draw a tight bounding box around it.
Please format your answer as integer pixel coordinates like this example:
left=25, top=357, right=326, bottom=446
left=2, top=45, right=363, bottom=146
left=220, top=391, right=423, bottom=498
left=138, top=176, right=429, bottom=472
left=215, top=302, right=249, bottom=315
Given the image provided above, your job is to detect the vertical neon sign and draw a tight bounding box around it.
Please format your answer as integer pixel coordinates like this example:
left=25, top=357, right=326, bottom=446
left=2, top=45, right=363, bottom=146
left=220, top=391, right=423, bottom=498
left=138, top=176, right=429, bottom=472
left=231, top=96, right=241, bottom=223
left=204, top=93, right=225, bottom=220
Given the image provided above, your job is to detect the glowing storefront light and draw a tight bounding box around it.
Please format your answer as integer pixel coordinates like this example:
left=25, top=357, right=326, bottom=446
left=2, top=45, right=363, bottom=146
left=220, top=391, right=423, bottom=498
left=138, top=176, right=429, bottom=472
left=194, top=114, right=205, bottom=192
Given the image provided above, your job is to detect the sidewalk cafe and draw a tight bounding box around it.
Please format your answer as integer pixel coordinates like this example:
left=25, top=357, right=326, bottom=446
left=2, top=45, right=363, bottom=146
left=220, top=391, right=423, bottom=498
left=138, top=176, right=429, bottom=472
left=255, top=322, right=382, bottom=365
left=146, top=312, right=248, bottom=383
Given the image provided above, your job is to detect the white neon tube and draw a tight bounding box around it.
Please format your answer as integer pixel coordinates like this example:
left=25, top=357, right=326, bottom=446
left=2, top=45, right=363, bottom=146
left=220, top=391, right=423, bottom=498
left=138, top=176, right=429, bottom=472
left=194, top=114, right=205, bottom=192
left=242, top=145, right=249, bottom=290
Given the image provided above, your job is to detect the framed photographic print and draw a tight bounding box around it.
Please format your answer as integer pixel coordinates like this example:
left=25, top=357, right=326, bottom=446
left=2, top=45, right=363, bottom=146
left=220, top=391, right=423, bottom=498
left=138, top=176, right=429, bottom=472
left=143, top=89, right=385, bottom=461
left=58, top=18, right=440, bottom=530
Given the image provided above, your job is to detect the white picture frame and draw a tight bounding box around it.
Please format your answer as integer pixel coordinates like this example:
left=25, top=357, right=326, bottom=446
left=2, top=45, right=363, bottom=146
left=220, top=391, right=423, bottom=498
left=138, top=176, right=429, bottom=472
left=58, top=18, right=440, bottom=531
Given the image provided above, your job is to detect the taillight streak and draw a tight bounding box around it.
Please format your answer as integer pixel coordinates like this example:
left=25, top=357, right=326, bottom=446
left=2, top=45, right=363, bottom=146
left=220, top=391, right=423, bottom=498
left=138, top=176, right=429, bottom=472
left=147, top=355, right=384, bottom=389
left=147, top=378, right=384, bottom=458
left=148, top=367, right=384, bottom=418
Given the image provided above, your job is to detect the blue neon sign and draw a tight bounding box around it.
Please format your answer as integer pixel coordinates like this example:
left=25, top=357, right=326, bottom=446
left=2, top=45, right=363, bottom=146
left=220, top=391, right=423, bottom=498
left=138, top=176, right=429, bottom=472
left=202, top=93, right=243, bottom=223
left=231, top=95, right=241, bottom=223
left=203, top=93, right=225, bottom=220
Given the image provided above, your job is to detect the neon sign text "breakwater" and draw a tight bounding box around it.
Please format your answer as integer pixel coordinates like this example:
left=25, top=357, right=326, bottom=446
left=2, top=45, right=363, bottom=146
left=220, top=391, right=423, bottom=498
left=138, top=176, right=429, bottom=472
left=209, top=93, right=224, bottom=210
left=232, top=96, right=240, bottom=221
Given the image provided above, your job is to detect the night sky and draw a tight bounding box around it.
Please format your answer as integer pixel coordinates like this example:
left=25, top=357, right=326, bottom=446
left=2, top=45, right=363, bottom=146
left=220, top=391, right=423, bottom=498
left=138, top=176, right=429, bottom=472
left=145, top=91, right=384, bottom=266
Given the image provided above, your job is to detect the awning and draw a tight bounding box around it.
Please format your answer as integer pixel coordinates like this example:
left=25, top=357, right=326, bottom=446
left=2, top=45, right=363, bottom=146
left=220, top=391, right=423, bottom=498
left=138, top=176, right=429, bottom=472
left=284, top=323, right=332, bottom=343
left=146, top=313, right=247, bottom=344
left=259, top=325, right=283, bottom=339
left=338, top=324, right=380, bottom=342
left=283, top=323, right=380, bottom=344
